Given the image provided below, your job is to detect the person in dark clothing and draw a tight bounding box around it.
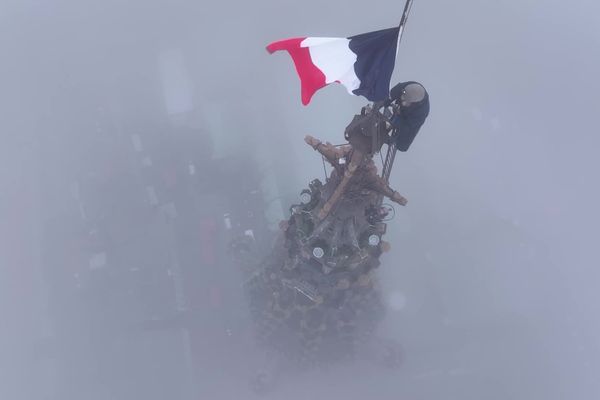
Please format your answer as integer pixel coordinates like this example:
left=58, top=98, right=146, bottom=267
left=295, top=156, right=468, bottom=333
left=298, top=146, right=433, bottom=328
left=386, top=81, right=430, bottom=151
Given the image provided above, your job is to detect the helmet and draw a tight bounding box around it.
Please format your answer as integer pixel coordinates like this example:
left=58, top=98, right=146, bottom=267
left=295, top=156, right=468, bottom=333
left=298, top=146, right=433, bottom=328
left=400, top=82, right=426, bottom=105
left=389, top=81, right=427, bottom=106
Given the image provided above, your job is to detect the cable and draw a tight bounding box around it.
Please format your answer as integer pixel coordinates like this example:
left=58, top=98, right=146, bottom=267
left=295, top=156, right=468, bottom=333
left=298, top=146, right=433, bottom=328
left=321, top=155, right=328, bottom=181
left=381, top=203, right=396, bottom=222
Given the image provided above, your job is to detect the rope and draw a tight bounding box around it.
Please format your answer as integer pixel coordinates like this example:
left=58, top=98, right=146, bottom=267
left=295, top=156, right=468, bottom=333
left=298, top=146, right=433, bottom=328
left=321, top=155, right=328, bottom=181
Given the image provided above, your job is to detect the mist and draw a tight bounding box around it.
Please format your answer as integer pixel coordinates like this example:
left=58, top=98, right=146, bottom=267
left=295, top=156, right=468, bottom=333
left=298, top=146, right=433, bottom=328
left=1, top=0, right=599, bottom=399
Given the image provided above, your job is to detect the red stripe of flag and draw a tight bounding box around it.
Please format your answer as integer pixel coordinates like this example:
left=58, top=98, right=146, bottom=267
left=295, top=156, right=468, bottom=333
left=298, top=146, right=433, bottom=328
left=266, top=38, right=327, bottom=105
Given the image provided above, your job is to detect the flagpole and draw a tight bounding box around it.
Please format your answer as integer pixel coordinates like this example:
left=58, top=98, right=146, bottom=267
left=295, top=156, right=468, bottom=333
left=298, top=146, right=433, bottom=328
left=380, top=0, right=414, bottom=189
left=395, top=0, right=415, bottom=61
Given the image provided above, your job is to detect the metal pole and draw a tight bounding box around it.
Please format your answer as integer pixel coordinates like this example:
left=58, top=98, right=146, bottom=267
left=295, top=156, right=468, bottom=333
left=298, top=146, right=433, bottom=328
left=395, top=0, right=415, bottom=61
left=382, top=0, right=415, bottom=188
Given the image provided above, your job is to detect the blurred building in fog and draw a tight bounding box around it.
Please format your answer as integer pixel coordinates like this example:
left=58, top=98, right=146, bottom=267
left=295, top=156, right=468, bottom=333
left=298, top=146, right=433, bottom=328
left=31, top=39, right=280, bottom=399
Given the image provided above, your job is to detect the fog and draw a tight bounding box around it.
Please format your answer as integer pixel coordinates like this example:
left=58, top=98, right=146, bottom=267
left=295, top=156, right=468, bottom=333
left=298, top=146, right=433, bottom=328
left=1, top=0, right=599, bottom=399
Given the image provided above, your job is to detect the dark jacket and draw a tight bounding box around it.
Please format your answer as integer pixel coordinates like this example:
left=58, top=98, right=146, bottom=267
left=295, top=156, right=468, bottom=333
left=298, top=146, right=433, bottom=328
left=389, top=81, right=430, bottom=151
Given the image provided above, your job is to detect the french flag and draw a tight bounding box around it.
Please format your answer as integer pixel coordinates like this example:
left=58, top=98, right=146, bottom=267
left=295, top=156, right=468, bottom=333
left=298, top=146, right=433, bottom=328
left=266, top=27, right=399, bottom=105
